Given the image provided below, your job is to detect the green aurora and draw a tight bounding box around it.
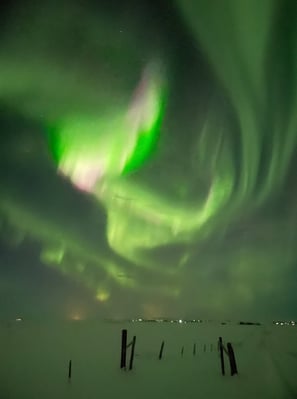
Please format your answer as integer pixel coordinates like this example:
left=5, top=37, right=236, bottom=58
left=0, top=0, right=296, bottom=319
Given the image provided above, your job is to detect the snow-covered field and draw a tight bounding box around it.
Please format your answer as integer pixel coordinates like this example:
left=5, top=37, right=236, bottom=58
left=1, top=321, right=296, bottom=399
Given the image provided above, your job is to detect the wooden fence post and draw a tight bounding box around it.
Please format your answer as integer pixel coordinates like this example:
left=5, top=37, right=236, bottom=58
left=159, top=340, right=165, bottom=360
left=129, top=336, right=136, bottom=371
left=120, top=329, right=127, bottom=369
left=68, top=360, right=72, bottom=381
left=218, top=337, right=225, bottom=376
left=227, top=343, right=238, bottom=376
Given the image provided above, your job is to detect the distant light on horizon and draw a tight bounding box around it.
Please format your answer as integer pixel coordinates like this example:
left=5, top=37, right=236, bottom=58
left=70, top=313, right=84, bottom=321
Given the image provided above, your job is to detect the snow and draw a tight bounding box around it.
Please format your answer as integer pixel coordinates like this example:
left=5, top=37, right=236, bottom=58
left=1, top=321, right=297, bottom=398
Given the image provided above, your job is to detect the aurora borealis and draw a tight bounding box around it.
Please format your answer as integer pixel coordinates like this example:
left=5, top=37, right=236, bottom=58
left=0, top=0, right=297, bottom=320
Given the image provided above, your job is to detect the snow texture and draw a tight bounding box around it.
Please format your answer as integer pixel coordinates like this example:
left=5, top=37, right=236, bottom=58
left=1, top=321, right=296, bottom=398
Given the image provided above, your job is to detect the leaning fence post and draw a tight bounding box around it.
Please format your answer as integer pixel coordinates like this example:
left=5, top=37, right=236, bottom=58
left=218, top=337, right=225, bottom=376
left=120, top=329, right=128, bottom=369
left=129, top=336, right=136, bottom=371
left=159, top=340, right=165, bottom=360
left=227, top=343, right=238, bottom=376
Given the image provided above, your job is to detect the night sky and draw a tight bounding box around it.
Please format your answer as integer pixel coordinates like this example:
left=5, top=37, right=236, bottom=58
left=0, top=0, right=296, bottom=321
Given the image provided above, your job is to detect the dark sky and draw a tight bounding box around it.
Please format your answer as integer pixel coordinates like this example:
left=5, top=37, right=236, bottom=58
left=0, top=0, right=296, bottom=321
